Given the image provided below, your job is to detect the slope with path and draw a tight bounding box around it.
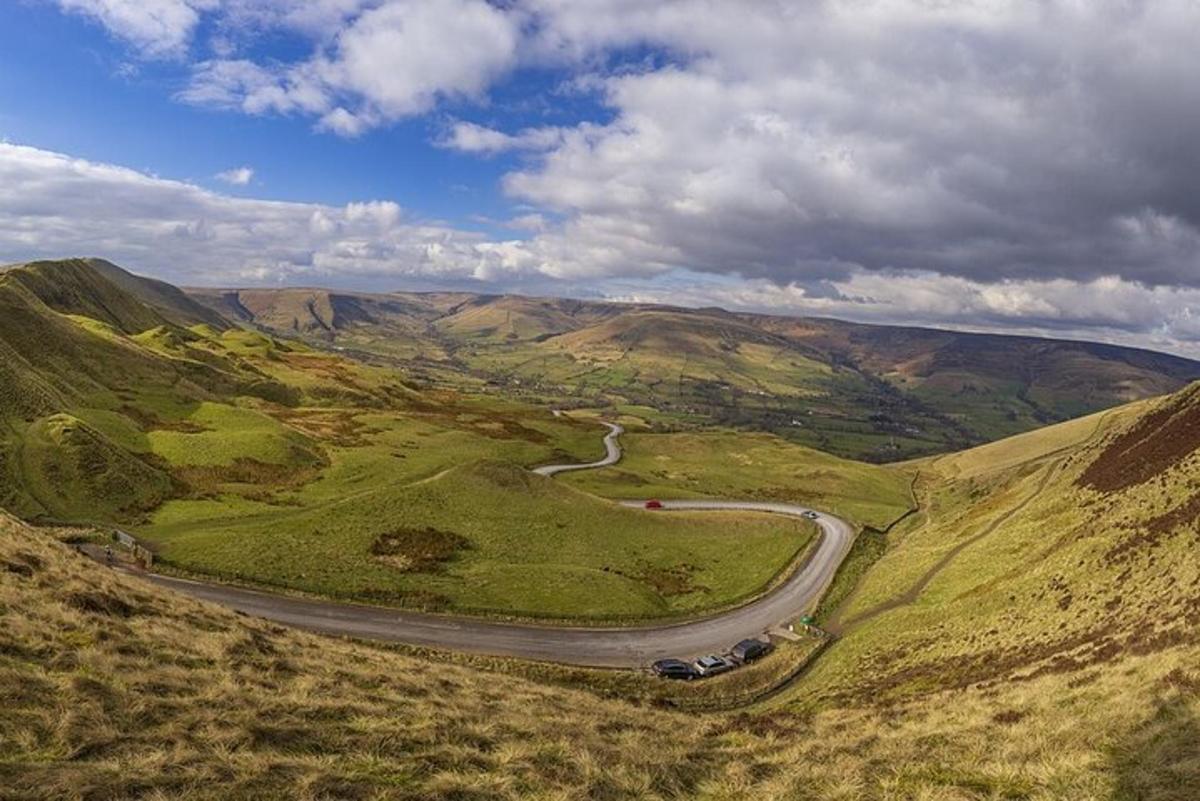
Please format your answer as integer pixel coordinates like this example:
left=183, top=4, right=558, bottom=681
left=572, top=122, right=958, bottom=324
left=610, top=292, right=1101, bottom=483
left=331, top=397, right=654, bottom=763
left=126, top=421, right=855, bottom=668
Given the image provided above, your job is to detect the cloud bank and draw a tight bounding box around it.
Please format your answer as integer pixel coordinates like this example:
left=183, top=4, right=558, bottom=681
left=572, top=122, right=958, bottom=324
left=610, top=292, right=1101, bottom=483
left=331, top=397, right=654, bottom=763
left=28, top=1, right=1200, bottom=356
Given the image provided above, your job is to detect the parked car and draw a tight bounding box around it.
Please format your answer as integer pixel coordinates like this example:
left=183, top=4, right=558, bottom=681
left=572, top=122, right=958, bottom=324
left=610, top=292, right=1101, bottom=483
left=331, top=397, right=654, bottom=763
left=802, top=510, right=819, bottom=520
left=730, top=638, right=773, bottom=663
left=651, top=658, right=697, bottom=680
left=694, top=654, right=737, bottom=677
left=645, top=499, right=664, bottom=509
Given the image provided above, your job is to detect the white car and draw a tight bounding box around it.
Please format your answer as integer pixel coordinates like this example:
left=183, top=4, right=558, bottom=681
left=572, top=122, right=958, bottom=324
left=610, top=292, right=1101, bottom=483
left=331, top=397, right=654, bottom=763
left=802, top=511, right=819, bottom=520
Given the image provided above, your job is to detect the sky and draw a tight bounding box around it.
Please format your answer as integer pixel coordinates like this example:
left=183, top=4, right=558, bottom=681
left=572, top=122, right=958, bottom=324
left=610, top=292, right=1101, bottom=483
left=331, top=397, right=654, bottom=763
left=4, top=1, right=1200, bottom=356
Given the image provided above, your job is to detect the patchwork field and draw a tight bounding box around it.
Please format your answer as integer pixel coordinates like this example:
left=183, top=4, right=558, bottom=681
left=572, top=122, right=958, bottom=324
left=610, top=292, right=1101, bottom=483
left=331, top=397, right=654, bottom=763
left=193, top=285, right=1200, bottom=462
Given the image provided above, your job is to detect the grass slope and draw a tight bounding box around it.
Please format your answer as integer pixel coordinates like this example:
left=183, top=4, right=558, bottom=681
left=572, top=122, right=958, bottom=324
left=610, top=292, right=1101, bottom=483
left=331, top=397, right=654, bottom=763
left=4, top=500, right=1200, bottom=799
left=0, top=260, right=606, bottom=533
left=777, top=384, right=1200, bottom=725
left=558, top=427, right=914, bottom=530
left=83, top=258, right=230, bottom=330
left=15, top=414, right=175, bottom=521
left=142, top=459, right=816, bottom=621
left=2, top=259, right=826, bottom=622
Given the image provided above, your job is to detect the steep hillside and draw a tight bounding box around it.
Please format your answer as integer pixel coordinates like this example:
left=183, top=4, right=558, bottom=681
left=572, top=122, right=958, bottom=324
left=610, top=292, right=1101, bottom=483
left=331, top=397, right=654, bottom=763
left=433, top=294, right=622, bottom=342
left=187, top=287, right=452, bottom=360
left=759, top=315, right=1200, bottom=440
left=0, top=259, right=632, bottom=548
left=785, top=383, right=1200, bottom=723
left=192, top=285, right=1200, bottom=460
left=13, top=414, right=176, bottom=521
left=0, top=260, right=375, bottom=523
left=1, top=259, right=168, bottom=335
left=84, top=258, right=229, bottom=330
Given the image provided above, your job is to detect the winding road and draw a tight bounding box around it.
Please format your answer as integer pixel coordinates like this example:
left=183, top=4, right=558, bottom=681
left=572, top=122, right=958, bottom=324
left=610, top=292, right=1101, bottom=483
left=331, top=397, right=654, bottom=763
left=132, top=420, right=855, bottom=668
left=533, top=421, right=624, bottom=476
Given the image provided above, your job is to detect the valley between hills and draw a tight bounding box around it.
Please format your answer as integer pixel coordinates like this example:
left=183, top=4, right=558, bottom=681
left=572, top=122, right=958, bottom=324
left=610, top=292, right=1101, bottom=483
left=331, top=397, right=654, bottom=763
left=2, top=258, right=1200, bottom=799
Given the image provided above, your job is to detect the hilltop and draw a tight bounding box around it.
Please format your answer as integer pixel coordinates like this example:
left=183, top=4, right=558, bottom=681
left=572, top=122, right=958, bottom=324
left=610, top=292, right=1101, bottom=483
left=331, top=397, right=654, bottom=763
left=190, top=284, right=1200, bottom=461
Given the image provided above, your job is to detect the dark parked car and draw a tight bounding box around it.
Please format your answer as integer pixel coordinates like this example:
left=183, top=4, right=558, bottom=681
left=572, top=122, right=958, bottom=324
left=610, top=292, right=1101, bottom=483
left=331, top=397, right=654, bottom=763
left=730, top=638, right=772, bottom=663
left=694, top=654, right=736, bottom=677
left=651, top=658, right=697, bottom=680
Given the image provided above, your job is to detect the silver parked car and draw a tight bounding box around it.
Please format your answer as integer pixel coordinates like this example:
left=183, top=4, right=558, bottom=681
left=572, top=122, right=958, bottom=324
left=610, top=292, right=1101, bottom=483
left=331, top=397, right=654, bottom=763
left=694, top=654, right=737, bottom=677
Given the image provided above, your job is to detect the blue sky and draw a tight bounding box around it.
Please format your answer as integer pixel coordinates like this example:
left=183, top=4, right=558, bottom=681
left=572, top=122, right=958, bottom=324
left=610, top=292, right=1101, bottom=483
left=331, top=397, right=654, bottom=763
left=0, top=1, right=563, bottom=232
left=3, top=1, right=1200, bottom=356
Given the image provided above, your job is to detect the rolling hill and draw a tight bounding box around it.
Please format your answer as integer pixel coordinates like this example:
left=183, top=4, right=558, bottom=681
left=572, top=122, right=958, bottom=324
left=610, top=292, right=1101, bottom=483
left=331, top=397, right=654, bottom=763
left=4, top=375, right=1200, bottom=798
left=0, top=259, right=599, bottom=527
left=187, top=282, right=1200, bottom=460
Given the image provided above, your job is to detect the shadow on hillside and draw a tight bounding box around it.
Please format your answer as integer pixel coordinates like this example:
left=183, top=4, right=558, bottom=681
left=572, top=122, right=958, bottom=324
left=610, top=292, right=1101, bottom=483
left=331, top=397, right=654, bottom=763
left=1110, top=693, right=1200, bottom=800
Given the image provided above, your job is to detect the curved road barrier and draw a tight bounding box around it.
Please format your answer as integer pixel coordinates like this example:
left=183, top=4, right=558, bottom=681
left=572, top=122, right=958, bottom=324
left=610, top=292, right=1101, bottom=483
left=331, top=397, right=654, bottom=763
left=132, top=419, right=854, bottom=668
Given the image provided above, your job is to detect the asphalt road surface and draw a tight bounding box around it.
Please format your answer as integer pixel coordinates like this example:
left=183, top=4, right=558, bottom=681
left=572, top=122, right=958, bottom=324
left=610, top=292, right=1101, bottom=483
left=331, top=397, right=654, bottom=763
left=533, top=422, right=624, bottom=476
left=130, top=421, right=854, bottom=668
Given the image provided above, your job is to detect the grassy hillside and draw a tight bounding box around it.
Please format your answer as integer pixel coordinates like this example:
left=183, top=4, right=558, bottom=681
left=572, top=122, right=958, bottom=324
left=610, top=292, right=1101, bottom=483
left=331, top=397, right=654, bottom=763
left=186, top=287, right=454, bottom=362
left=142, top=458, right=816, bottom=621
left=0, top=259, right=605, bottom=532
left=14, top=414, right=176, bottom=521
left=775, top=384, right=1200, bottom=728
left=83, top=258, right=230, bottom=330
left=192, top=286, right=1200, bottom=461
left=1, top=259, right=829, bottom=622
left=558, top=427, right=914, bottom=530
left=4, top=473, right=1200, bottom=800
left=4, top=259, right=1200, bottom=797
left=760, top=315, right=1200, bottom=441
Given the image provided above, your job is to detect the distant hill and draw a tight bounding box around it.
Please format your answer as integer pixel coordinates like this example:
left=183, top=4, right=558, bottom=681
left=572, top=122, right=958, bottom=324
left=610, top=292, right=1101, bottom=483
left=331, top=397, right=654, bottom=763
left=190, top=285, right=1200, bottom=460
left=83, top=258, right=230, bottom=330
left=3, top=256, right=1194, bottom=464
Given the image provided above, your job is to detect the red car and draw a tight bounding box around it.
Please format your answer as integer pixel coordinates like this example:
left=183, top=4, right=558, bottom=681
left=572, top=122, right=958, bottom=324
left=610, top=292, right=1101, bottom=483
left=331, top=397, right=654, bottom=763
left=644, top=499, right=663, bottom=509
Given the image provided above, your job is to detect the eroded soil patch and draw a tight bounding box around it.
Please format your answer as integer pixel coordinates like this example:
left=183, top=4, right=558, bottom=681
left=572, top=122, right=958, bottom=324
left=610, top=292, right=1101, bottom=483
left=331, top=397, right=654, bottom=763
left=371, top=526, right=471, bottom=572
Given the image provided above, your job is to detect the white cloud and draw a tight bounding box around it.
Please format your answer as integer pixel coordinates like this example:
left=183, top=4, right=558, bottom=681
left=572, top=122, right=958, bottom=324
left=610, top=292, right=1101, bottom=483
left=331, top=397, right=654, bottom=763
left=55, top=0, right=217, bottom=56
left=214, top=165, right=253, bottom=185
left=494, top=1, right=1200, bottom=290
left=5, top=140, right=1200, bottom=357
left=0, top=142, right=528, bottom=286
left=32, top=0, right=1200, bottom=355
left=178, top=0, right=521, bottom=133
left=438, top=122, right=566, bottom=155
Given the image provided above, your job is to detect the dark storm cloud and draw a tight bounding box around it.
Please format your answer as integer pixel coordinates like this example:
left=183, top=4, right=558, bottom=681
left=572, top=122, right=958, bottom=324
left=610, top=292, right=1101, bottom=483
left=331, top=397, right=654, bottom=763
left=501, top=1, right=1200, bottom=288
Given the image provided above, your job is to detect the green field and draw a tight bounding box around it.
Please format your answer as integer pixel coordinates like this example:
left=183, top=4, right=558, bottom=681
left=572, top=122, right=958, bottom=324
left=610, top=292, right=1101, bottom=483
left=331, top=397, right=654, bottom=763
left=558, top=428, right=914, bottom=530
left=142, top=458, right=816, bottom=621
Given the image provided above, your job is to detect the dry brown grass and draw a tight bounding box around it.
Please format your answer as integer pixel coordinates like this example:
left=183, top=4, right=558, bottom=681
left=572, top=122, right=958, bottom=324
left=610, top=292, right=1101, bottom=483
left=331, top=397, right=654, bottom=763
left=4, top=504, right=1200, bottom=800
